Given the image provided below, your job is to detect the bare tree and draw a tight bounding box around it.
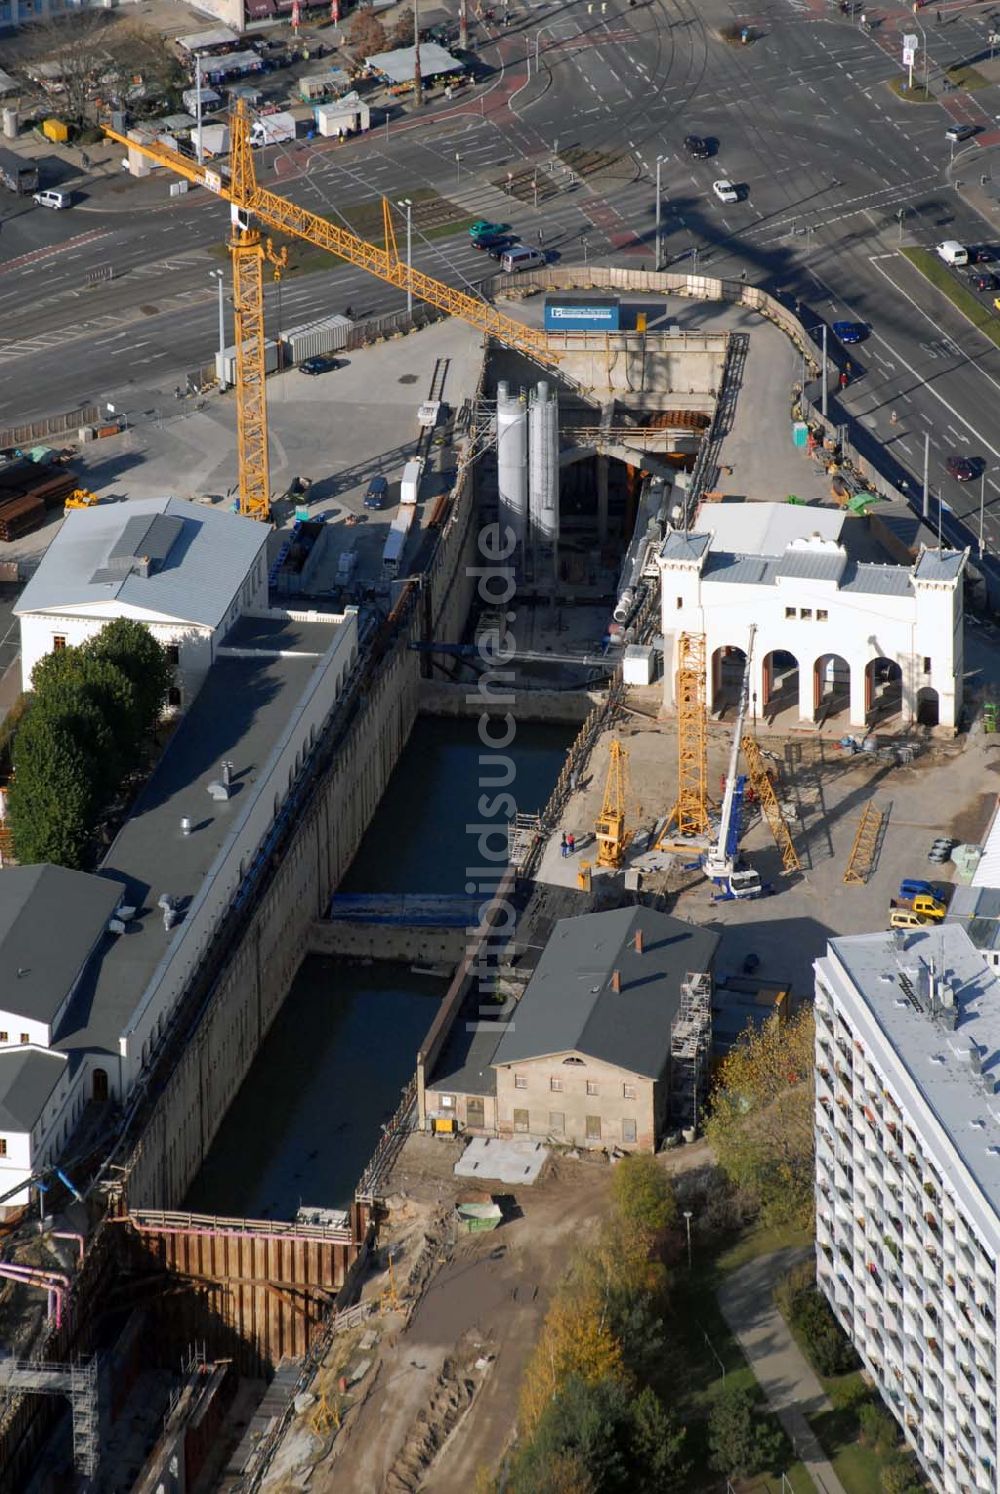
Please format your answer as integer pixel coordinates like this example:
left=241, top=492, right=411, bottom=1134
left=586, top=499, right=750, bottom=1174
left=348, top=7, right=389, bottom=60
left=391, top=7, right=415, bottom=46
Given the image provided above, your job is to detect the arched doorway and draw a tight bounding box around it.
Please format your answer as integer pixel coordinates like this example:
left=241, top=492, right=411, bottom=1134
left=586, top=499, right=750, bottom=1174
left=92, top=1069, right=109, bottom=1102
left=865, top=658, right=902, bottom=720
left=762, top=650, right=799, bottom=719
left=813, top=654, right=850, bottom=719
left=711, top=646, right=747, bottom=716
left=916, top=687, right=939, bottom=727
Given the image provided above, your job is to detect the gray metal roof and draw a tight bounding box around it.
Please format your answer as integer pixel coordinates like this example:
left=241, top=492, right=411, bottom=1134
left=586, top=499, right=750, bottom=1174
left=428, top=998, right=502, bottom=1096
left=947, top=887, right=1000, bottom=952
left=366, top=43, right=464, bottom=83
left=52, top=614, right=343, bottom=1062
left=702, top=553, right=778, bottom=585
left=775, top=549, right=846, bottom=583
left=15, top=498, right=269, bottom=631
left=0, top=1049, right=66, bottom=1134
left=660, top=531, right=711, bottom=564
left=914, top=548, right=966, bottom=583
left=0, top=867, right=123, bottom=1026
left=838, top=562, right=914, bottom=596
left=491, top=907, right=718, bottom=1079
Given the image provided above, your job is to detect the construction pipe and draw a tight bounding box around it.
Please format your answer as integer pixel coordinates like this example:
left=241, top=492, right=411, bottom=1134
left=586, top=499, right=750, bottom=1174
left=0, top=1262, right=70, bottom=1288
left=0, top=1265, right=66, bottom=1327
left=49, top=1231, right=85, bottom=1267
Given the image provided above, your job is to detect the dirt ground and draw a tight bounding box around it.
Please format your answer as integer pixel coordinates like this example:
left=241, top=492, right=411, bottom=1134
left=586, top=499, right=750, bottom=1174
left=264, top=1136, right=712, bottom=1493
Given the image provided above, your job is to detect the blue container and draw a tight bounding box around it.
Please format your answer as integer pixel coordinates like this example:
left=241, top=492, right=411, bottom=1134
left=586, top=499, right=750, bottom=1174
left=543, top=297, right=621, bottom=332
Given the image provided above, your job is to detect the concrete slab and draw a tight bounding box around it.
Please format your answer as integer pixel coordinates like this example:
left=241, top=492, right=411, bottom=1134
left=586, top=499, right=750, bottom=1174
left=454, top=1137, right=549, bottom=1185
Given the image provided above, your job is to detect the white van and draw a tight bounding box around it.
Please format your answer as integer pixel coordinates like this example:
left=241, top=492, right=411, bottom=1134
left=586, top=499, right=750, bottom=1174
left=500, top=245, right=546, bottom=273
left=935, top=240, right=969, bottom=267
left=33, top=189, right=70, bottom=210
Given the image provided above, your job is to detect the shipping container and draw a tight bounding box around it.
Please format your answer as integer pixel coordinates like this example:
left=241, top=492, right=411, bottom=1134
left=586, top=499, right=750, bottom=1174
left=0, top=148, right=38, bottom=195
left=216, top=339, right=280, bottom=387
left=197, top=123, right=230, bottom=158
left=543, top=294, right=621, bottom=332
left=382, top=507, right=415, bottom=579
left=400, top=458, right=424, bottom=506
left=182, top=86, right=222, bottom=113
left=282, top=314, right=353, bottom=365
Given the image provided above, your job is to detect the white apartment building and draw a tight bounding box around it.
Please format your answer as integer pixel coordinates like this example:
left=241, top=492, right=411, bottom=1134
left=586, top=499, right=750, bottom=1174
left=658, top=502, right=967, bottom=730
left=815, top=925, right=1000, bottom=1494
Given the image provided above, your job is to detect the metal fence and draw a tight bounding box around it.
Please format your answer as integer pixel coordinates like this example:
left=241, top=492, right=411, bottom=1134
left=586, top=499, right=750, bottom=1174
left=0, top=406, right=100, bottom=449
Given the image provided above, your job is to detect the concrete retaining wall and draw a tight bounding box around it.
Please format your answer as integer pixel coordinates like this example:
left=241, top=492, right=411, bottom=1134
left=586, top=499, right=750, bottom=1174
left=419, top=679, right=596, bottom=723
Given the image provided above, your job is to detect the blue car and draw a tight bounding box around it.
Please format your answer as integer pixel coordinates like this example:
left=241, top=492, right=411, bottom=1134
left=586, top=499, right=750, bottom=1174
left=833, top=320, right=866, bottom=344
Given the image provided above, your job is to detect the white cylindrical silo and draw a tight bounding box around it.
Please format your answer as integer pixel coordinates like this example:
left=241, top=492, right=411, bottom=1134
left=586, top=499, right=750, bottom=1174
left=496, top=380, right=528, bottom=551
left=528, top=380, right=559, bottom=546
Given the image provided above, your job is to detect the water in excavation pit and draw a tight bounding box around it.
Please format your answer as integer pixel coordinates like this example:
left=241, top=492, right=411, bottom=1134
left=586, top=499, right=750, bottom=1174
left=186, top=715, right=575, bottom=1216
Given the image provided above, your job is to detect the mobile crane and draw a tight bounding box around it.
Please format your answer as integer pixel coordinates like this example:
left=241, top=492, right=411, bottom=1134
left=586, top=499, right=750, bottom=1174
left=703, top=626, right=763, bottom=899
left=103, top=102, right=559, bottom=522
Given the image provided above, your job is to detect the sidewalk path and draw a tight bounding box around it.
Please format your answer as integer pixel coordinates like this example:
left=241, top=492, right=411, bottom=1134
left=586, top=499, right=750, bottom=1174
left=716, top=1247, right=848, bottom=1494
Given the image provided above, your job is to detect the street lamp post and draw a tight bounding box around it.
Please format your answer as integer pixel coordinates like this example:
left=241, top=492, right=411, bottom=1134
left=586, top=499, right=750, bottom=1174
left=210, top=269, right=226, bottom=390
left=821, top=323, right=828, bottom=421
left=582, top=235, right=589, bottom=266
left=980, top=469, right=988, bottom=556
left=655, top=154, right=666, bottom=273
left=455, top=152, right=462, bottom=184
left=683, top=1210, right=693, bottom=1269
left=397, top=198, right=413, bottom=314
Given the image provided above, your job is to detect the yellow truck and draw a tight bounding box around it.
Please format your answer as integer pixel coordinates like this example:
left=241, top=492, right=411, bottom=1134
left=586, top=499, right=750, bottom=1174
left=889, top=894, right=947, bottom=929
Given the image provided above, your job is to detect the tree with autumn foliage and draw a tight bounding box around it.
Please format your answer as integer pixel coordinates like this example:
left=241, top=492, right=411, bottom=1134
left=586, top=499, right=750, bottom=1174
left=705, top=1008, right=815, bottom=1229
left=518, top=1291, right=627, bottom=1438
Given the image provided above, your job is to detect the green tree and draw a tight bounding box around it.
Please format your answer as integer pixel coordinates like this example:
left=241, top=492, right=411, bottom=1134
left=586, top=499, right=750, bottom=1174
left=611, top=1154, right=678, bottom=1240
left=513, top=1376, right=633, bottom=1493
left=879, top=1456, right=921, bottom=1494
left=858, top=1402, right=898, bottom=1456
left=82, top=617, right=172, bottom=735
left=708, top=1384, right=787, bottom=1478
left=6, top=707, right=98, bottom=867
left=630, top=1386, right=690, bottom=1492
left=706, top=1010, right=815, bottom=1227
left=507, top=1446, right=596, bottom=1494
left=31, top=649, right=140, bottom=796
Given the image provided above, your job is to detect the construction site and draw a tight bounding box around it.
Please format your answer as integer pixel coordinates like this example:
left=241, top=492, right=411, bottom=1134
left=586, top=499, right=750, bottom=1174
left=1, top=96, right=999, bottom=1494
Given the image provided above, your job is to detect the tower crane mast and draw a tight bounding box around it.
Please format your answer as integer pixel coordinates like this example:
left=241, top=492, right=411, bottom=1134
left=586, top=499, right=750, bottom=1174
left=103, top=104, right=560, bottom=521
left=703, top=626, right=763, bottom=900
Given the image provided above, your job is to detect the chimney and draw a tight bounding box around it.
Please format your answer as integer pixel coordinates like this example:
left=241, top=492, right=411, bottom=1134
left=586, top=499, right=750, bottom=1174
left=611, top=969, right=621, bottom=993
left=634, top=927, right=644, bottom=955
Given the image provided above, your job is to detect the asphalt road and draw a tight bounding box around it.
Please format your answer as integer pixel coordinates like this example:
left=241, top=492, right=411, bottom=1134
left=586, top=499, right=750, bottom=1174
left=3, top=0, right=1000, bottom=554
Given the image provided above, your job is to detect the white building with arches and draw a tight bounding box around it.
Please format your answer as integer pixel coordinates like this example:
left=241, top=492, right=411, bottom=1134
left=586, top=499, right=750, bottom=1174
left=657, top=502, right=967, bottom=731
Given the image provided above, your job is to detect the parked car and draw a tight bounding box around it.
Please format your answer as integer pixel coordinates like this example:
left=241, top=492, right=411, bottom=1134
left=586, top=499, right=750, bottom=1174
left=684, top=134, right=712, bottom=158
left=928, top=837, right=956, bottom=863
left=899, top=879, right=948, bottom=903
left=946, top=453, right=977, bottom=481
left=969, top=246, right=995, bottom=263
left=299, top=354, right=343, bottom=376
left=832, top=320, right=866, bottom=344
left=712, top=179, right=739, bottom=204
left=364, top=475, right=389, bottom=510
left=967, top=268, right=999, bottom=292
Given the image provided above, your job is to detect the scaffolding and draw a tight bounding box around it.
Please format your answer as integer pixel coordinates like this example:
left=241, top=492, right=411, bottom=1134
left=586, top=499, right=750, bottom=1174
left=657, top=632, right=711, bottom=849
left=0, top=1356, right=100, bottom=1478
left=741, top=734, right=801, bottom=875
left=669, top=971, right=712, bottom=1130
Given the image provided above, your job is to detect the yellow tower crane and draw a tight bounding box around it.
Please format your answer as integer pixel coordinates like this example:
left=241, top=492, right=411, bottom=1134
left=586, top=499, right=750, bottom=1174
left=104, top=103, right=560, bottom=521
left=656, top=631, right=711, bottom=850
left=595, top=737, right=631, bottom=869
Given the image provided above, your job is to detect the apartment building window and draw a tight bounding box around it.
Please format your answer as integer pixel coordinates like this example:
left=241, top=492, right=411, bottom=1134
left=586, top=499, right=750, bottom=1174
left=676, top=596, right=683, bottom=609
left=0, top=1033, right=7, bottom=1043
left=440, top=1094, right=455, bottom=1110
left=550, top=1076, right=563, bottom=1092
left=800, top=608, right=813, bottom=620
left=549, top=1111, right=565, bottom=1134
left=586, top=1115, right=602, bottom=1141
left=817, top=609, right=828, bottom=622
left=924, top=657, right=932, bottom=674
left=19, top=1034, right=28, bottom=1045
left=623, top=1082, right=636, bottom=1100
left=166, top=645, right=180, bottom=665
left=514, top=1074, right=527, bottom=1090
left=622, top=1118, right=637, bottom=1144
left=586, top=1080, right=599, bottom=1097
left=513, top=1108, right=529, bottom=1133
left=785, top=606, right=795, bottom=619
left=52, top=635, right=66, bottom=651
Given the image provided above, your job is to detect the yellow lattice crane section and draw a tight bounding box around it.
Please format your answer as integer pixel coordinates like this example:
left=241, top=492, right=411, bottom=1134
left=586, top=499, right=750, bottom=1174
left=595, top=737, right=631, bottom=869
left=656, top=632, right=711, bottom=849
left=741, top=734, right=800, bottom=875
